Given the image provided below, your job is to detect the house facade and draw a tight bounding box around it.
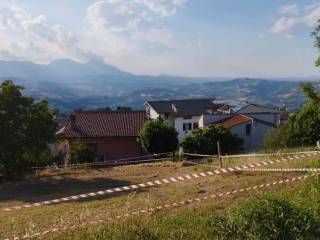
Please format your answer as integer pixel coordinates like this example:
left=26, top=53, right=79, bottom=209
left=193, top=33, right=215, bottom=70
left=145, top=99, right=228, bottom=142
left=213, top=114, right=276, bottom=151
left=145, top=99, right=280, bottom=151
left=57, top=110, right=146, bottom=163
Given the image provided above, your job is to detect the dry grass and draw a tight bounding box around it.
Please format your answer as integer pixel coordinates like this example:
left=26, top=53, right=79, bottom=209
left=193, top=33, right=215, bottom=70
left=0, top=154, right=319, bottom=240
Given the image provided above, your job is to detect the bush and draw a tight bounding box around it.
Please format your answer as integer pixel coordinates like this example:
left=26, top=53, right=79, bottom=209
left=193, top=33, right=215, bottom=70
left=181, top=125, right=243, bottom=155
left=139, top=119, right=178, bottom=154
left=286, top=101, right=320, bottom=147
left=232, top=196, right=319, bottom=240
left=69, top=141, right=96, bottom=164
left=263, top=125, right=289, bottom=151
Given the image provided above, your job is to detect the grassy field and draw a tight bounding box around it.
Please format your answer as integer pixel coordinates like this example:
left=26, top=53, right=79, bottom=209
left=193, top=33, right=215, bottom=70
left=0, top=152, right=319, bottom=240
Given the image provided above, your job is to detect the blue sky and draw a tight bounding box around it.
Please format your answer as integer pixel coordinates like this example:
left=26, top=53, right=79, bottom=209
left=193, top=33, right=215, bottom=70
left=0, top=0, right=320, bottom=78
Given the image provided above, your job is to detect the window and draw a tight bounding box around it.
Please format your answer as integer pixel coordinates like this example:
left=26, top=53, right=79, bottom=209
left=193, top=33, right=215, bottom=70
left=164, top=113, right=169, bottom=119
left=183, top=123, right=192, bottom=131
left=193, top=122, right=199, bottom=129
left=245, top=124, right=252, bottom=136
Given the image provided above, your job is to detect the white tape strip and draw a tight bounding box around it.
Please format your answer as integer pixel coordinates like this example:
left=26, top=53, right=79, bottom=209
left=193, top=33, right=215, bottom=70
left=220, top=150, right=320, bottom=158
left=7, top=173, right=316, bottom=240
left=2, top=152, right=319, bottom=212
left=243, top=168, right=320, bottom=172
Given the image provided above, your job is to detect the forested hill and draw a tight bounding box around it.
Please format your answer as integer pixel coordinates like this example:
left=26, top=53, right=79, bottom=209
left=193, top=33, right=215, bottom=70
left=0, top=59, right=317, bottom=111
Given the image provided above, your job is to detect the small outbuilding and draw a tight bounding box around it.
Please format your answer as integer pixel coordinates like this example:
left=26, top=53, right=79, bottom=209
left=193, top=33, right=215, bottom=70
left=57, top=110, right=146, bottom=163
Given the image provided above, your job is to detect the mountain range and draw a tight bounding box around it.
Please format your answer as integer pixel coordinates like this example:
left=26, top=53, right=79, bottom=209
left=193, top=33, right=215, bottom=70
left=0, top=59, right=319, bottom=112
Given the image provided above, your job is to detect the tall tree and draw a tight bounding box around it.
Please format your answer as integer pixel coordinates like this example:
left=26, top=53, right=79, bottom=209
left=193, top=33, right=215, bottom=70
left=0, top=80, right=57, bottom=178
left=312, top=19, right=320, bottom=68
left=275, top=22, right=320, bottom=147
left=139, top=119, right=178, bottom=154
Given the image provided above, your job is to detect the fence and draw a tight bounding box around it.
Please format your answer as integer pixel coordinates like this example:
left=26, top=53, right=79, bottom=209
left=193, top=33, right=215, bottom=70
left=31, top=152, right=174, bottom=171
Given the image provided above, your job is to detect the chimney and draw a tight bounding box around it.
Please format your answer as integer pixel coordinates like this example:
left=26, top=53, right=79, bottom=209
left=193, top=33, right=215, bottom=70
left=172, top=104, right=178, bottom=113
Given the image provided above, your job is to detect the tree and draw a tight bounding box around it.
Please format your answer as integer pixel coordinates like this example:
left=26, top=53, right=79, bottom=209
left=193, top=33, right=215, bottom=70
left=139, top=119, right=178, bottom=154
left=69, top=141, right=96, bottom=164
left=0, top=80, right=57, bottom=178
left=264, top=23, right=320, bottom=148
left=181, top=125, right=243, bottom=155
left=312, top=19, right=320, bottom=68
left=286, top=102, right=320, bottom=147
left=283, top=21, right=320, bottom=145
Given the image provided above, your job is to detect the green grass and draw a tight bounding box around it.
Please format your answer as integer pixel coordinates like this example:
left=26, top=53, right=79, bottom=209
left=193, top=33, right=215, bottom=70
left=55, top=175, right=320, bottom=240
left=0, top=153, right=320, bottom=240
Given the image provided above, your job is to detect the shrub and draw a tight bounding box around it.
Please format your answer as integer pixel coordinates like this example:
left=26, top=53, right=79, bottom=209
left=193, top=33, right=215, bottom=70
left=286, top=101, right=320, bottom=147
left=181, top=125, right=243, bottom=155
left=232, top=196, right=319, bottom=240
left=139, top=119, right=178, bottom=154
left=263, top=125, right=289, bottom=151
left=69, top=141, right=96, bottom=164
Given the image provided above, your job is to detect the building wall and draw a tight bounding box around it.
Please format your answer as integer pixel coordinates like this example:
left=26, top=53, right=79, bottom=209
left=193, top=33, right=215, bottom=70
left=230, top=121, right=274, bottom=151
left=174, top=116, right=201, bottom=143
left=69, top=137, right=143, bottom=161
left=96, top=137, right=143, bottom=160
left=148, top=106, right=160, bottom=119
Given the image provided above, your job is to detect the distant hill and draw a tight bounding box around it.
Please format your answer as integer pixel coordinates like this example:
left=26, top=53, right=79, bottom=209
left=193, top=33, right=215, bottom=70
left=0, top=59, right=317, bottom=111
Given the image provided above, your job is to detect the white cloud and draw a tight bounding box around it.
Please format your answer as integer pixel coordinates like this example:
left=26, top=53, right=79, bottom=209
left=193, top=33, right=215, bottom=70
left=271, top=3, right=320, bottom=37
left=0, top=1, right=187, bottom=74
left=138, top=0, right=187, bottom=17
left=86, top=0, right=185, bottom=54
left=278, top=4, right=299, bottom=15
left=304, top=5, right=320, bottom=26
left=0, top=5, right=89, bottom=62
left=271, top=17, right=299, bottom=34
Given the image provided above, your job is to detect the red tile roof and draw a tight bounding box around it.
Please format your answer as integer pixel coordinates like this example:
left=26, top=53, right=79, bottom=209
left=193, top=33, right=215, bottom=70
left=58, top=111, right=146, bottom=138
left=214, top=114, right=276, bottom=128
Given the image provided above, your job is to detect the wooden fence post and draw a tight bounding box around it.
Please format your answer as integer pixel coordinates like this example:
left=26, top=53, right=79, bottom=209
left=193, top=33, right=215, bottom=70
left=217, top=141, right=222, bottom=168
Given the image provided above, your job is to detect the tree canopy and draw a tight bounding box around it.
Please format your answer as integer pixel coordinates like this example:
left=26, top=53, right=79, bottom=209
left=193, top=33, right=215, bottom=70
left=0, top=80, right=57, bottom=178
left=264, top=22, right=320, bottom=149
left=139, top=119, right=178, bottom=154
left=181, top=125, right=243, bottom=155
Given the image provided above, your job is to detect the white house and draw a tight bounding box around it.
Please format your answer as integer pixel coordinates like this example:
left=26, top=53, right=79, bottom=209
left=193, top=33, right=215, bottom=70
left=145, top=99, right=280, bottom=151
left=145, top=99, right=229, bottom=142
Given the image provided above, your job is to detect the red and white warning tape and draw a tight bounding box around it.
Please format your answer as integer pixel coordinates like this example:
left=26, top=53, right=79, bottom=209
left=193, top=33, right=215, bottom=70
left=5, top=173, right=317, bottom=240
left=220, top=150, right=320, bottom=158
left=243, top=168, right=320, bottom=172
left=2, top=151, right=319, bottom=212
left=182, top=150, right=320, bottom=159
